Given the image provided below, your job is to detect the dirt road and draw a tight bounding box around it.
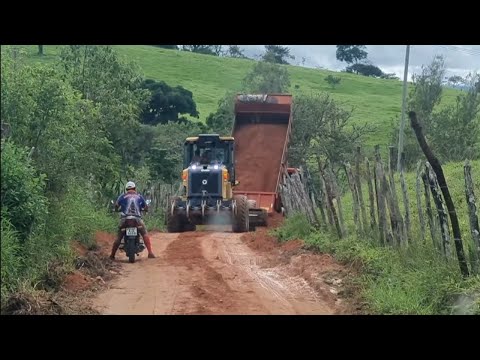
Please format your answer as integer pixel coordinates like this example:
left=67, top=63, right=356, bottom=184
left=92, top=227, right=349, bottom=315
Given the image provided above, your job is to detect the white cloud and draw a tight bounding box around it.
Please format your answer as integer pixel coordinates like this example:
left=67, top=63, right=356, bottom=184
left=240, top=45, right=480, bottom=81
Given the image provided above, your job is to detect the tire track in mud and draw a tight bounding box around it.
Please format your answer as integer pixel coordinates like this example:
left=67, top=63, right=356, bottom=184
left=92, top=228, right=342, bottom=315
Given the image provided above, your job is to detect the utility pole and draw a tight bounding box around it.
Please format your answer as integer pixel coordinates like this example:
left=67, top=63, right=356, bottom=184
left=397, top=45, right=411, bottom=172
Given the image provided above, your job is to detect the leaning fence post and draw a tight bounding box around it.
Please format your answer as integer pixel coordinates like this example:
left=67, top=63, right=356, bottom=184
left=464, top=160, right=480, bottom=274
left=426, top=162, right=451, bottom=259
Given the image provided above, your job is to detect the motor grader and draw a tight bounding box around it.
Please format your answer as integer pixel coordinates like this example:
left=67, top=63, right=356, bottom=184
left=165, top=94, right=293, bottom=233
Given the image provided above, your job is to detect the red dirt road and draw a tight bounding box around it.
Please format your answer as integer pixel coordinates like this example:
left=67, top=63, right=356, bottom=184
left=92, top=227, right=349, bottom=315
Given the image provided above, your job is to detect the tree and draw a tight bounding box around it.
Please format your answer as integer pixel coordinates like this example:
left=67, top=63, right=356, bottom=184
left=289, top=91, right=374, bottom=170
left=381, top=73, right=400, bottom=80
left=207, top=62, right=291, bottom=135
left=448, top=75, right=465, bottom=87
left=262, top=45, right=295, bottom=65
left=1, top=141, right=48, bottom=240
left=1, top=45, right=124, bottom=200
left=206, top=91, right=236, bottom=135
left=226, top=45, right=246, bottom=58
left=212, top=45, right=224, bottom=56
left=336, top=45, right=368, bottom=64
left=38, top=45, right=44, bottom=56
left=181, top=45, right=220, bottom=56
left=429, top=73, right=480, bottom=161
left=140, top=79, right=199, bottom=125
left=324, top=75, right=341, bottom=89
left=242, top=61, right=291, bottom=94
left=390, top=55, right=447, bottom=168
left=346, top=63, right=383, bottom=77
left=59, top=45, right=149, bottom=170
left=147, top=122, right=207, bottom=183
left=408, top=55, right=446, bottom=130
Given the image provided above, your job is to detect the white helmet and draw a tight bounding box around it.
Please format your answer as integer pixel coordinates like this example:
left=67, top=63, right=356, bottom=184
left=125, top=181, right=136, bottom=190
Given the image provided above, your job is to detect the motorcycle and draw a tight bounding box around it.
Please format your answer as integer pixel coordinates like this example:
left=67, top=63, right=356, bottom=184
left=111, top=199, right=151, bottom=263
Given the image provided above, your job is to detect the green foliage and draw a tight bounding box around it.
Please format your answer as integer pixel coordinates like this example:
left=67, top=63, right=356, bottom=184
left=429, top=73, right=480, bottom=161
left=207, top=62, right=291, bottom=135
left=262, top=45, right=294, bottom=65
left=59, top=45, right=149, bottom=167
left=206, top=91, right=236, bottom=135
left=1, top=48, right=119, bottom=193
left=242, top=61, right=291, bottom=94
left=140, top=79, right=199, bottom=125
left=226, top=45, right=246, bottom=59
left=143, top=212, right=165, bottom=232
left=392, top=58, right=479, bottom=168
left=409, top=55, right=446, bottom=128
left=324, top=75, right=342, bottom=89
left=0, top=141, right=48, bottom=240
left=271, top=213, right=314, bottom=242
left=147, top=122, right=207, bottom=183
left=391, top=55, right=448, bottom=168
left=182, top=45, right=222, bottom=56
left=336, top=45, right=368, bottom=65
left=0, top=45, right=144, bottom=304
left=289, top=91, right=373, bottom=168
left=1, top=212, right=22, bottom=305
left=303, top=228, right=475, bottom=314
left=346, top=63, right=383, bottom=78
left=46, top=182, right=117, bottom=248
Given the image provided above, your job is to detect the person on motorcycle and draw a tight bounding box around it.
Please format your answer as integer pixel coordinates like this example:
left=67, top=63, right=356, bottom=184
left=110, top=181, right=156, bottom=260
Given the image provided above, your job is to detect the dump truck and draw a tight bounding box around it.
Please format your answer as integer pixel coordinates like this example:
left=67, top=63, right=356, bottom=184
left=232, top=94, right=294, bottom=228
left=166, top=93, right=293, bottom=233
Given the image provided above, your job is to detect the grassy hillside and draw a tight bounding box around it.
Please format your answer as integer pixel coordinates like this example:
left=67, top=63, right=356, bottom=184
left=16, top=45, right=461, bottom=147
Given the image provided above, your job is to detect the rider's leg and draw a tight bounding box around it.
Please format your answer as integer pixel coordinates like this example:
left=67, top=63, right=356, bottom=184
left=110, top=220, right=125, bottom=260
left=139, top=220, right=155, bottom=258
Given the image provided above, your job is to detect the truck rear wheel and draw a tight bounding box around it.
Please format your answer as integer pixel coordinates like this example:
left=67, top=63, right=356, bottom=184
left=232, top=195, right=249, bottom=233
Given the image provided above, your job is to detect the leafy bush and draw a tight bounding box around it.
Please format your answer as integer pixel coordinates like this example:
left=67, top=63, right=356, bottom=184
left=1, top=140, right=48, bottom=240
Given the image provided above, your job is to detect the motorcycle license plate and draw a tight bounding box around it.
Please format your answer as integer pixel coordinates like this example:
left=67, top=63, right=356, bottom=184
left=126, top=227, right=138, bottom=236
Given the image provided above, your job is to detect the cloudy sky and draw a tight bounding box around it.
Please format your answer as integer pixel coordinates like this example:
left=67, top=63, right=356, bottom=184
left=241, top=45, right=480, bottom=80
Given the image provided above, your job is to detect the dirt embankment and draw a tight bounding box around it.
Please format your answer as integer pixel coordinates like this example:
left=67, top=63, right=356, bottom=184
left=2, top=232, right=119, bottom=315
left=233, top=122, right=288, bottom=193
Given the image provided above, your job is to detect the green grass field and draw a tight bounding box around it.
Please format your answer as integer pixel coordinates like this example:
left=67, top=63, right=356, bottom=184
left=15, top=45, right=461, bottom=148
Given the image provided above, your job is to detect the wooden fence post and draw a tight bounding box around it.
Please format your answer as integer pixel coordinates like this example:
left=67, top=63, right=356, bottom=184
left=416, top=160, right=426, bottom=243
left=464, top=160, right=480, bottom=274
left=355, top=146, right=368, bottom=233
left=365, top=157, right=377, bottom=233
left=399, top=152, right=411, bottom=244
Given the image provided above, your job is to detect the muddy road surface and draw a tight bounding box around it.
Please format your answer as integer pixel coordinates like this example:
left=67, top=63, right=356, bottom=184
left=93, top=227, right=349, bottom=315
